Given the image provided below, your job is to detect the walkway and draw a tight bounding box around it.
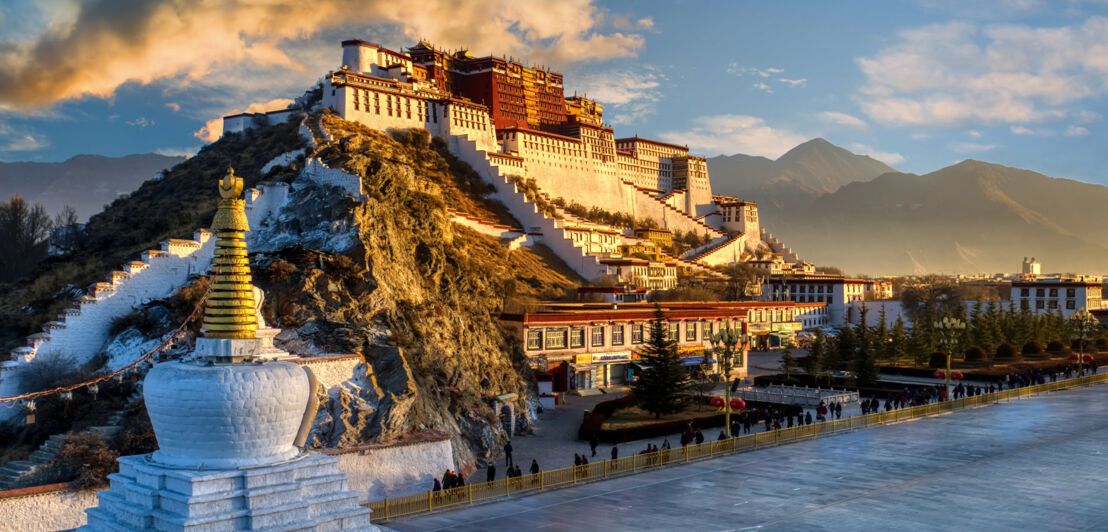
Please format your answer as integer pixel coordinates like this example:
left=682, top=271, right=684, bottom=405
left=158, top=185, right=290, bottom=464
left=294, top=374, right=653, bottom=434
left=389, top=381, right=1108, bottom=531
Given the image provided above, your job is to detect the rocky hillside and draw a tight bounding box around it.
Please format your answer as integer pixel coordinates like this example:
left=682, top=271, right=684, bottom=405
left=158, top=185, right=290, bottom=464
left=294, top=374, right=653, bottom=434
left=0, top=153, right=186, bottom=220
left=768, top=160, right=1108, bottom=275
left=1, top=110, right=580, bottom=470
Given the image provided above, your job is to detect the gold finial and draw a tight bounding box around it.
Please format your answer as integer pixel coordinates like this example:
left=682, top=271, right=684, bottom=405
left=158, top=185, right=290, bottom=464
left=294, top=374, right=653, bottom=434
left=202, top=167, right=257, bottom=339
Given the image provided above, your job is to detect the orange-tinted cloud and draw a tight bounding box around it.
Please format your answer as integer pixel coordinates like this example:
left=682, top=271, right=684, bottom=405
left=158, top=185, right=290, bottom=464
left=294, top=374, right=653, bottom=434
left=0, top=0, right=644, bottom=109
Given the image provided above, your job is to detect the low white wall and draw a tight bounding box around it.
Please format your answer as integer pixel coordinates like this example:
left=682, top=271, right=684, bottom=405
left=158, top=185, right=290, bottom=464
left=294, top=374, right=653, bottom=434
left=0, top=486, right=97, bottom=531
left=294, top=354, right=365, bottom=391
left=325, top=436, right=455, bottom=503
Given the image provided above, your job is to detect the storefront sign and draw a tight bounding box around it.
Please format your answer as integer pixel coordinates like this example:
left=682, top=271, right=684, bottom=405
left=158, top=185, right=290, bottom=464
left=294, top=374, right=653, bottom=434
left=574, top=354, right=593, bottom=365
left=772, top=321, right=802, bottom=332
left=748, top=323, right=771, bottom=334
left=592, top=351, right=632, bottom=363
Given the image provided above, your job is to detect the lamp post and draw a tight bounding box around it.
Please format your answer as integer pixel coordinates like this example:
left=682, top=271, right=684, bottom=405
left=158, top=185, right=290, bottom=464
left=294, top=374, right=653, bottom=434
left=1068, top=308, right=1099, bottom=375
left=933, top=316, right=966, bottom=400
left=710, top=325, right=742, bottom=437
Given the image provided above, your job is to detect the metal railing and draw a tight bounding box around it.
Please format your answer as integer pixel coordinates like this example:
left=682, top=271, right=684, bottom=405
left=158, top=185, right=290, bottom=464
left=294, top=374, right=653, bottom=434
left=366, top=373, right=1108, bottom=522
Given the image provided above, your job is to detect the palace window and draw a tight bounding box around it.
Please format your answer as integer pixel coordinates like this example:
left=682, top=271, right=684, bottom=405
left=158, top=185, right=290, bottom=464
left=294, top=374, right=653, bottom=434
left=1067, top=288, right=1076, bottom=298
left=526, top=330, right=542, bottom=350
left=702, top=321, right=713, bottom=341
left=570, top=327, right=586, bottom=348
left=1037, top=288, right=1045, bottom=297
left=1036, top=300, right=1045, bottom=309
left=545, top=328, right=566, bottom=349
left=1021, top=288, right=1030, bottom=297
left=591, top=326, right=605, bottom=347
left=1048, top=300, right=1059, bottom=309
left=612, top=325, right=625, bottom=345
left=631, top=323, right=644, bottom=344
left=1049, top=288, right=1058, bottom=297
left=668, top=323, right=679, bottom=341
left=686, top=322, right=697, bottom=341
left=1067, top=300, right=1076, bottom=310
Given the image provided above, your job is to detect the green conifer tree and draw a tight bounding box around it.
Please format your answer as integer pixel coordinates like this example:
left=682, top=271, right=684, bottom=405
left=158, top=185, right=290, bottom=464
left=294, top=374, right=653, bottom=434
left=632, top=305, right=689, bottom=418
left=888, top=315, right=909, bottom=366
left=801, top=330, right=826, bottom=380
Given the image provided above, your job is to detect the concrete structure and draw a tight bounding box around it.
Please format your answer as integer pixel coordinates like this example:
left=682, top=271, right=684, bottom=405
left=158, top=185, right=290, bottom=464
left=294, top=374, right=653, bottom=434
left=387, top=382, right=1108, bottom=532
left=79, top=170, right=373, bottom=531
left=1021, top=256, right=1042, bottom=276
left=1010, top=275, right=1105, bottom=317
left=761, top=273, right=892, bottom=325
left=501, top=301, right=827, bottom=392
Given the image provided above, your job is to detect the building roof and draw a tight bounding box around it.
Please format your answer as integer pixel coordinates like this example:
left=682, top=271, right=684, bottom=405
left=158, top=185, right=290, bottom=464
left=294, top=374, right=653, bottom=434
left=502, top=301, right=826, bottom=325
left=614, top=136, right=689, bottom=152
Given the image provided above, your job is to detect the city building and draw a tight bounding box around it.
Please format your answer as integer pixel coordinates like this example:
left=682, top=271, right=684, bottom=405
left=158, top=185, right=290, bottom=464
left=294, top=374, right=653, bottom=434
left=1010, top=276, right=1104, bottom=317
left=761, top=273, right=888, bottom=325
left=1021, top=257, right=1042, bottom=276
left=501, top=301, right=828, bottom=392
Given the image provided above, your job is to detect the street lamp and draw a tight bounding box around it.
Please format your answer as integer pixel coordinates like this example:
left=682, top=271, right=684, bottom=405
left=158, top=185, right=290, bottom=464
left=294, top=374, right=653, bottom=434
left=933, top=316, right=966, bottom=400
left=710, top=325, right=744, bottom=436
left=1068, top=308, right=1099, bottom=375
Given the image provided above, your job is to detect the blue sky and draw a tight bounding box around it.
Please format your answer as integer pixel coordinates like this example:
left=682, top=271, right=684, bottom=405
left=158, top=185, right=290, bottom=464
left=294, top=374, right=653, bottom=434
left=0, top=0, right=1105, bottom=184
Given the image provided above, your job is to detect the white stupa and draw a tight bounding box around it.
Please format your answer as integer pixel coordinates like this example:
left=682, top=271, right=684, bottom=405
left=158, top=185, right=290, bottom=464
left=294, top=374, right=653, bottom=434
left=81, top=169, right=376, bottom=531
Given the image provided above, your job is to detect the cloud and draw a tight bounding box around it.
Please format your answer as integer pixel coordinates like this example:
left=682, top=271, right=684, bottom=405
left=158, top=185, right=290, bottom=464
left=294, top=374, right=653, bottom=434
left=164, top=102, right=180, bottom=112
left=950, top=141, right=999, bottom=153
left=729, top=65, right=786, bottom=78
left=0, top=0, right=646, bottom=109
left=856, top=17, right=1108, bottom=127
left=1065, top=125, right=1091, bottom=136
left=911, top=132, right=930, bottom=140
left=778, top=78, right=807, bottom=87
left=659, top=114, right=808, bottom=158
left=818, top=111, right=866, bottom=128
left=570, top=68, right=662, bottom=125
left=155, top=146, right=200, bottom=158
left=126, top=117, right=154, bottom=128
left=849, top=143, right=905, bottom=165
left=193, top=97, right=294, bottom=142
left=1009, top=124, right=1054, bottom=136
left=967, top=129, right=983, bottom=138
left=0, top=123, right=48, bottom=152
left=752, top=82, right=774, bottom=93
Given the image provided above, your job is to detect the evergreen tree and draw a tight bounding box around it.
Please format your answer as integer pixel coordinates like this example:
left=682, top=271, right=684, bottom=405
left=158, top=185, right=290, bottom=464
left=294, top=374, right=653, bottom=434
left=853, top=341, right=879, bottom=387
left=834, top=323, right=858, bottom=371
left=985, top=300, right=1005, bottom=351
left=888, top=315, right=909, bottom=366
left=952, top=302, right=971, bottom=355
left=855, top=304, right=871, bottom=351
left=874, top=305, right=889, bottom=362
left=632, top=305, right=689, bottom=418
left=801, top=330, right=827, bottom=380
left=970, top=299, right=987, bottom=351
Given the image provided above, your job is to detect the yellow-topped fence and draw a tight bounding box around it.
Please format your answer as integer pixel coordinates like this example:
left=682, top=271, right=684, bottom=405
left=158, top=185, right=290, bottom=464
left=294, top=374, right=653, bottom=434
left=365, top=373, right=1108, bottom=522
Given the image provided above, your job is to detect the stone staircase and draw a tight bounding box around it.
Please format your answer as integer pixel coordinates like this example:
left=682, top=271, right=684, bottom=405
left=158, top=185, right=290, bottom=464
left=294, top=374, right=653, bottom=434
left=0, top=408, right=130, bottom=490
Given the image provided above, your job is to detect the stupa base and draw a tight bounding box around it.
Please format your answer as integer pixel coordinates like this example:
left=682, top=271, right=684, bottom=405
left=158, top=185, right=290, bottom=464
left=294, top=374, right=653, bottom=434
left=80, top=453, right=376, bottom=532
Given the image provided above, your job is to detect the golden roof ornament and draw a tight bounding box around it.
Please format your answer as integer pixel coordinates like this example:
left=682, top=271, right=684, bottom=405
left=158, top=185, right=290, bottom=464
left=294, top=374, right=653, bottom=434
left=202, top=167, right=257, bottom=339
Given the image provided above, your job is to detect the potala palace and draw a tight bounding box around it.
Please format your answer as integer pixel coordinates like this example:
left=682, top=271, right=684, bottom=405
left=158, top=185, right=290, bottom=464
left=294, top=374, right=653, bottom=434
left=226, top=39, right=810, bottom=279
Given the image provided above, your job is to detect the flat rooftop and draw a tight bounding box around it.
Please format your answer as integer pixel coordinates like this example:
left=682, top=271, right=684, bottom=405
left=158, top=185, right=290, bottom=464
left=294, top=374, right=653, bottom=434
left=388, top=382, right=1108, bottom=531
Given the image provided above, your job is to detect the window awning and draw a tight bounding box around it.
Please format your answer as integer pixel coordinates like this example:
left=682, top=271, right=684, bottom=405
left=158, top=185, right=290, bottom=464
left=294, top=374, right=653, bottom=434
left=681, top=356, right=705, bottom=366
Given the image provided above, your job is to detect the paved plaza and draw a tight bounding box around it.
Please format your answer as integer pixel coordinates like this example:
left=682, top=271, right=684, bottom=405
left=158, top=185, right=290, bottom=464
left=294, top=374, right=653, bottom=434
left=389, top=382, right=1108, bottom=531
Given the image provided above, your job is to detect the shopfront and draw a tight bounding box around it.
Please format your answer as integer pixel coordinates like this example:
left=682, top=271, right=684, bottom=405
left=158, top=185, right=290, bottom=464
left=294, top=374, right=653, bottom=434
left=592, top=351, right=633, bottom=386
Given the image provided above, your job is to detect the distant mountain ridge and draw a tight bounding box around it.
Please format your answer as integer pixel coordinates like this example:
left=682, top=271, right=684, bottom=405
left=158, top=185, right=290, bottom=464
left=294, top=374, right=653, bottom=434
left=0, top=153, right=185, bottom=220
left=709, top=139, right=1108, bottom=275
left=708, top=138, right=896, bottom=214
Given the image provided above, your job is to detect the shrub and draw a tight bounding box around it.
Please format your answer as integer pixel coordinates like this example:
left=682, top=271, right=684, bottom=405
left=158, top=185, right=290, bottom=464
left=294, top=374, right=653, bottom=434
left=1022, top=341, right=1045, bottom=355
left=56, top=432, right=119, bottom=489
left=928, top=351, right=948, bottom=368
left=1046, top=340, right=1067, bottom=352
left=964, top=346, right=987, bottom=362
left=995, top=342, right=1017, bottom=359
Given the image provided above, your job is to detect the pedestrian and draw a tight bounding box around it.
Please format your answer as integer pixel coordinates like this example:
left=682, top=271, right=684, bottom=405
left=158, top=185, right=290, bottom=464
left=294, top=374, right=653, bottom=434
left=611, top=444, right=619, bottom=460
left=530, top=459, right=540, bottom=475
left=695, top=429, right=705, bottom=444
left=456, top=473, right=465, bottom=487
left=486, top=464, right=496, bottom=483
left=662, top=438, right=671, bottom=450
left=590, top=434, right=599, bottom=457
left=805, top=411, right=812, bottom=425
left=574, top=453, right=582, bottom=466
left=718, top=431, right=727, bottom=440
left=432, top=478, right=442, bottom=492
left=787, top=415, right=794, bottom=428
left=514, top=465, right=523, bottom=477
left=835, top=403, right=842, bottom=419
left=504, top=440, right=513, bottom=467
left=680, top=432, right=690, bottom=447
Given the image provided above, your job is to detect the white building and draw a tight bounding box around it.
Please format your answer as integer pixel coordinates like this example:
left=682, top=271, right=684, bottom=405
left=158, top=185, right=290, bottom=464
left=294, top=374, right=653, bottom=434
left=761, top=273, right=886, bottom=325
left=1010, top=276, right=1104, bottom=317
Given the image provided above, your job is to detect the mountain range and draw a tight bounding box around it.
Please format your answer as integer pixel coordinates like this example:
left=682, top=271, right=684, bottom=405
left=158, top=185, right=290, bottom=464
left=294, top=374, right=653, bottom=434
left=0, top=153, right=185, bottom=221
left=708, top=141, right=1108, bottom=276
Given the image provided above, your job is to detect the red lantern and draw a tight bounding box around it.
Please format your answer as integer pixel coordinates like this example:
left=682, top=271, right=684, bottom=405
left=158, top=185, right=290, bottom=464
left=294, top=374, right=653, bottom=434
left=710, top=397, right=725, bottom=408
left=1084, top=354, right=1094, bottom=363
left=730, top=398, right=746, bottom=410
left=951, top=371, right=964, bottom=381
left=1069, top=353, right=1080, bottom=361
left=934, top=370, right=946, bottom=379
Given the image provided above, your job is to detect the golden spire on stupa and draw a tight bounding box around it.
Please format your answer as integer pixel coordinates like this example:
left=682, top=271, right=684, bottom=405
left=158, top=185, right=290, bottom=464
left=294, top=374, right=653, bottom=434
left=202, top=167, right=257, bottom=339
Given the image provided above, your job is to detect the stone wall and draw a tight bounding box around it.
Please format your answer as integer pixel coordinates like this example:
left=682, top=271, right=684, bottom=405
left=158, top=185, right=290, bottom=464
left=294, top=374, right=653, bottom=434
left=321, top=433, right=455, bottom=502
left=0, top=484, right=97, bottom=532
